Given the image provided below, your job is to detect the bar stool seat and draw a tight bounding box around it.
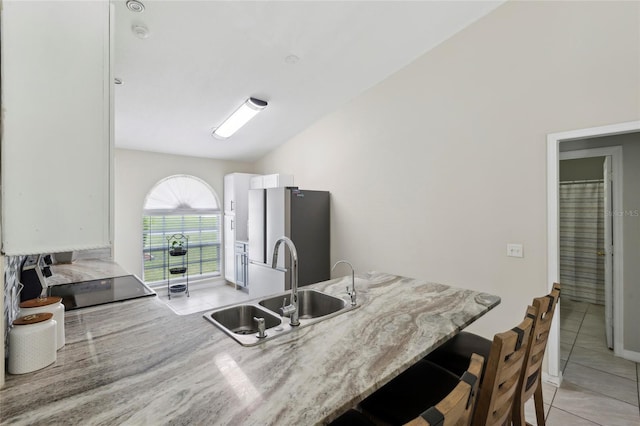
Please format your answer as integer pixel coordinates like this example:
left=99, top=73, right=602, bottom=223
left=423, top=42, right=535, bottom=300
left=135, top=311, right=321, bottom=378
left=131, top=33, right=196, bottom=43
left=359, top=360, right=460, bottom=425
left=329, top=409, right=375, bottom=426
left=425, top=331, right=491, bottom=378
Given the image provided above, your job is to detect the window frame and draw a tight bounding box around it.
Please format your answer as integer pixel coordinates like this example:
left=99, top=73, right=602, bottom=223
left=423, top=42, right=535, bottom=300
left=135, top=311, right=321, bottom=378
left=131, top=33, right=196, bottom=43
left=142, top=175, right=222, bottom=285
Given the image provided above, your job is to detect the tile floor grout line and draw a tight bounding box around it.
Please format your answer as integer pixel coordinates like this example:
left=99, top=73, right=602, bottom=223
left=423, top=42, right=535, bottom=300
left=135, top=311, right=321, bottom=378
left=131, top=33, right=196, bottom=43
left=558, top=301, right=640, bottom=423
left=550, top=406, right=604, bottom=426
left=561, top=307, right=587, bottom=374
left=567, top=356, right=639, bottom=383
left=559, top=367, right=640, bottom=409
left=547, top=386, right=558, bottom=420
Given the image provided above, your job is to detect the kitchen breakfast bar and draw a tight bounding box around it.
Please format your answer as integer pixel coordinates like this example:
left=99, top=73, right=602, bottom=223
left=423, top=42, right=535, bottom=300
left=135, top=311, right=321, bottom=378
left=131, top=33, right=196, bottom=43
left=0, top=272, right=499, bottom=425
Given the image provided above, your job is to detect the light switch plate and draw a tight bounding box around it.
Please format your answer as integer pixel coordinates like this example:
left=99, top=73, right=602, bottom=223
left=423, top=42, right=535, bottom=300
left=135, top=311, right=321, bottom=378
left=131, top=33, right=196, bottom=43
left=507, top=243, right=524, bottom=258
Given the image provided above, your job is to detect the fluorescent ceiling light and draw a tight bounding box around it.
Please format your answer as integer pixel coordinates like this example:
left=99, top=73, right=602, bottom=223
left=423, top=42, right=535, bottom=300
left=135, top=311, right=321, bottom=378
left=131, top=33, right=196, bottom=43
left=212, top=97, right=268, bottom=139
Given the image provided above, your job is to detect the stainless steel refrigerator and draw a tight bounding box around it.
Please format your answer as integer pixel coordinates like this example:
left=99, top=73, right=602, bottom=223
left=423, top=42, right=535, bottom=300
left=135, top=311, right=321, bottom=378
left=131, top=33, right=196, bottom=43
left=247, top=187, right=330, bottom=297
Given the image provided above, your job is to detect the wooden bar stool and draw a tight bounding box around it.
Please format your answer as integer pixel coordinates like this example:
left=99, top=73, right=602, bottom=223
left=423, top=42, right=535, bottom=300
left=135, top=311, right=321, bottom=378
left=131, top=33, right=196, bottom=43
left=330, top=353, right=483, bottom=426
left=359, top=307, right=534, bottom=426
left=512, top=283, right=561, bottom=426
left=406, top=354, right=483, bottom=426
left=472, top=308, right=534, bottom=426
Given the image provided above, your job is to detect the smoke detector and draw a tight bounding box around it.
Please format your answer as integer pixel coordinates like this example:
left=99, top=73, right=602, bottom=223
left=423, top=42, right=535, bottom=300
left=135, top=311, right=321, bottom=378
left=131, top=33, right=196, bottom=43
left=126, top=0, right=145, bottom=13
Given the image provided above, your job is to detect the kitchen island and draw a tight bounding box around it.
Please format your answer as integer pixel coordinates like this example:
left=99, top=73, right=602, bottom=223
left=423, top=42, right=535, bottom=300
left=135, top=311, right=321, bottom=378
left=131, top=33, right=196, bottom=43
left=0, top=272, right=499, bottom=425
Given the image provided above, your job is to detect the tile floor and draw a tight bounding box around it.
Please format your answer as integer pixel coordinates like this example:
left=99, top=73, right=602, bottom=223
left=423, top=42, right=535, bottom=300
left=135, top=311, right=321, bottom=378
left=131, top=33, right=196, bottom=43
left=524, top=298, right=640, bottom=426
left=154, top=278, right=252, bottom=315
left=157, top=283, right=640, bottom=425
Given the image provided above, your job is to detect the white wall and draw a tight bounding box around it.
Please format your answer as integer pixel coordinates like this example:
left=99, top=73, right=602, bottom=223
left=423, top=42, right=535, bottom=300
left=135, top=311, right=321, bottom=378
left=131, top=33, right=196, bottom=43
left=255, top=1, right=640, bottom=339
left=114, top=149, right=254, bottom=278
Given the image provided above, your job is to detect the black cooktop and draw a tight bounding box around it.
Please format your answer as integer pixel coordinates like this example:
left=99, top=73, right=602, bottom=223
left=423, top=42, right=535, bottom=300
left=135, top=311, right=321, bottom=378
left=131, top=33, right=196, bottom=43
left=49, top=275, right=156, bottom=311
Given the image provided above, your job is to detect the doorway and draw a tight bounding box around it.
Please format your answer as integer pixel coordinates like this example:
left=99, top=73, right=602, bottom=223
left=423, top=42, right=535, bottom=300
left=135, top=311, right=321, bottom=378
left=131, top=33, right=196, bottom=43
left=559, top=151, right=613, bottom=351
left=546, top=120, right=640, bottom=383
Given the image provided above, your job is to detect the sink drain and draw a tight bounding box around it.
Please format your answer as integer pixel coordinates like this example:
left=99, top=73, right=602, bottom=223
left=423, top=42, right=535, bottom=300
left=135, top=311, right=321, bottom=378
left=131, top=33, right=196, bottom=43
left=233, top=328, right=257, bottom=335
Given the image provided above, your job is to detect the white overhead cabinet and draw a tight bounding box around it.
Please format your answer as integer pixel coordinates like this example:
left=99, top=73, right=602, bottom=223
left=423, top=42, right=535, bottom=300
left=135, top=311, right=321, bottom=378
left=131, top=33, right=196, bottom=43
left=224, top=215, right=236, bottom=283
left=1, top=1, right=113, bottom=255
left=250, top=174, right=294, bottom=190
left=223, top=173, right=257, bottom=285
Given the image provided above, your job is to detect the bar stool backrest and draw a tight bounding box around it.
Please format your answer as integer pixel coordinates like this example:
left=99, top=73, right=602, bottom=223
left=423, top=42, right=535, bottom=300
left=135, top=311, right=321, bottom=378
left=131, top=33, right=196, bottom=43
left=513, top=283, right=561, bottom=426
left=472, top=306, right=536, bottom=426
left=405, top=353, right=484, bottom=426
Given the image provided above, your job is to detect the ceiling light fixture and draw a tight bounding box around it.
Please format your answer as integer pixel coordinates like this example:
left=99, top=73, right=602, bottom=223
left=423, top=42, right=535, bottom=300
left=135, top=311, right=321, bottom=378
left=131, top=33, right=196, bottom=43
left=126, top=0, right=145, bottom=13
left=212, top=97, right=268, bottom=139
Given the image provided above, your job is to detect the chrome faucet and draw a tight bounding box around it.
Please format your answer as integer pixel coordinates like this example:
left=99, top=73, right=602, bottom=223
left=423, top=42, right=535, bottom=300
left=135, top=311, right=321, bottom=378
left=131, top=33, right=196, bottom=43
left=272, top=236, right=300, bottom=326
left=332, top=260, right=356, bottom=306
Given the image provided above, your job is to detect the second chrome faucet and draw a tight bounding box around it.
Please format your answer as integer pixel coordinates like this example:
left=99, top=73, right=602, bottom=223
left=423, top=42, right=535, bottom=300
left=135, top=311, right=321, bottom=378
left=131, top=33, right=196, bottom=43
left=332, top=260, right=356, bottom=306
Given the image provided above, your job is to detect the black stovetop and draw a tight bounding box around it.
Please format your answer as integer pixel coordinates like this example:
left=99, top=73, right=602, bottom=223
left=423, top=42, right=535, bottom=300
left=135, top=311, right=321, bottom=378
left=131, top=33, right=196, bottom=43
left=49, top=275, right=156, bottom=310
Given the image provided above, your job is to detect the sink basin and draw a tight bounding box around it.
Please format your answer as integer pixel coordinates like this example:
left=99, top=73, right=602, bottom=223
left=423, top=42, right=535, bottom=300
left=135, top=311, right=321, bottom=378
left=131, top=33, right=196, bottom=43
left=259, top=289, right=346, bottom=319
left=206, top=305, right=281, bottom=345
left=204, top=289, right=357, bottom=346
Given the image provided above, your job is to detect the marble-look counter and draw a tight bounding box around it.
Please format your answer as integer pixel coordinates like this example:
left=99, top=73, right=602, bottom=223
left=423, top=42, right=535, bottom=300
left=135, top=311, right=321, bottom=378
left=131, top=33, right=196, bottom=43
left=0, top=272, right=499, bottom=425
left=47, top=259, right=130, bottom=286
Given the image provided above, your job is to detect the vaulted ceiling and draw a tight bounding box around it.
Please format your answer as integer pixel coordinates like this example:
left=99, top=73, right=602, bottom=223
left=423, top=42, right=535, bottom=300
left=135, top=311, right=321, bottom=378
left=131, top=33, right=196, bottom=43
left=114, top=0, right=503, bottom=162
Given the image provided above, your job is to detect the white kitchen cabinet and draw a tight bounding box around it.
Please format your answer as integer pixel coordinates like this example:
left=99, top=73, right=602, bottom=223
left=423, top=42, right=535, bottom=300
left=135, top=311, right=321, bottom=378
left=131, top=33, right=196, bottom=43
left=224, top=173, right=257, bottom=240
left=0, top=1, right=112, bottom=255
left=223, top=175, right=236, bottom=214
left=249, top=174, right=294, bottom=190
left=224, top=215, right=236, bottom=283
left=223, top=173, right=256, bottom=284
left=234, top=242, right=248, bottom=288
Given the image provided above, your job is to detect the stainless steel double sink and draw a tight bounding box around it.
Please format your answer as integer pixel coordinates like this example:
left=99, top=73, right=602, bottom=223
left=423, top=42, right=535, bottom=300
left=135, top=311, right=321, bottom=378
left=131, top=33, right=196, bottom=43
left=204, top=289, right=356, bottom=346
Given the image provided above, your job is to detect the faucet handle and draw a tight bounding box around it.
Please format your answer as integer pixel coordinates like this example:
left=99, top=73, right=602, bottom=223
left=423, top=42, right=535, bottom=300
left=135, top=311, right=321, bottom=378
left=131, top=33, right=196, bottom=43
left=253, top=317, right=266, bottom=339
left=346, top=286, right=357, bottom=305
left=281, top=303, right=296, bottom=317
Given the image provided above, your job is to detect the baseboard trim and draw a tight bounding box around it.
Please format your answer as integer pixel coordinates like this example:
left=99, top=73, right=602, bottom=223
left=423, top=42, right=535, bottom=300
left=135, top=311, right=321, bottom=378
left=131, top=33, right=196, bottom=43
left=621, top=349, right=640, bottom=363
left=542, top=371, right=562, bottom=387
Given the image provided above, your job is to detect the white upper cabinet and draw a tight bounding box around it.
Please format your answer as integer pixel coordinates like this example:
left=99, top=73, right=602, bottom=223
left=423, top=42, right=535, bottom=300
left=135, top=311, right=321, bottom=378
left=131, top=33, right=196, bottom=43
left=0, top=1, right=112, bottom=255
left=223, top=173, right=256, bottom=284
left=249, top=174, right=294, bottom=190
left=224, top=173, right=257, bottom=240
left=223, top=215, right=236, bottom=283
left=223, top=174, right=236, bottom=214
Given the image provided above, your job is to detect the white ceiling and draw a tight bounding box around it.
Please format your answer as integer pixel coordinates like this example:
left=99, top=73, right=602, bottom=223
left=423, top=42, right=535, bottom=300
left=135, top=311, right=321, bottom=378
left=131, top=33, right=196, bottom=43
left=114, top=1, right=503, bottom=162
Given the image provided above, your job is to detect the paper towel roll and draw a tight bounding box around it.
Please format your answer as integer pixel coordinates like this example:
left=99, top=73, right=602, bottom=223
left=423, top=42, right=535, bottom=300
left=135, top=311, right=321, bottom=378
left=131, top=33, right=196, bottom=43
left=20, top=297, right=65, bottom=349
left=9, top=314, right=57, bottom=374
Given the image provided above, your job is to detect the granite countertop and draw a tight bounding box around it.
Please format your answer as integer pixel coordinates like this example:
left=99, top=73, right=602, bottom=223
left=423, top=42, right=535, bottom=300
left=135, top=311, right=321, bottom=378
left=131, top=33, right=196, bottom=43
left=47, top=259, right=130, bottom=286
left=0, top=272, right=500, bottom=425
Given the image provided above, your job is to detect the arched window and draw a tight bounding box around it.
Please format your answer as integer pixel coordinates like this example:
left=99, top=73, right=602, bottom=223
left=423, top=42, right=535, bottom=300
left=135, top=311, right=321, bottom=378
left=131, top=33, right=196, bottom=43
left=142, top=175, right=221, bottom=283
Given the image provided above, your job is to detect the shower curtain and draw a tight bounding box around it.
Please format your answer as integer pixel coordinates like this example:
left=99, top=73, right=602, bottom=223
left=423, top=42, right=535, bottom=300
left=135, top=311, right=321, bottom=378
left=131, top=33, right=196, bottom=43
left=559, top=181, right=605, bottom=305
